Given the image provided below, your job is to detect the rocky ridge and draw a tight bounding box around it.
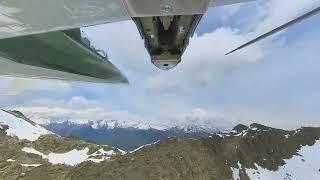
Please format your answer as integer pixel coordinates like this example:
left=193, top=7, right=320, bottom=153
left=0, top=110, right=319, bottom=180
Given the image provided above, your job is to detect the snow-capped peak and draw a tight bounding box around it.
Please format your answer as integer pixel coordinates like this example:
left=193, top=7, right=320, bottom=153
left=173, top=109, right=239, bottom=133
left=0, top=110, right=51, bottom=141
left=88, top=119, right=154, bottom=130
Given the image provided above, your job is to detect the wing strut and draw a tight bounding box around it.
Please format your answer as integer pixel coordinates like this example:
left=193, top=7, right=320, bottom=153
left=226, top=6, right=320, bottom=55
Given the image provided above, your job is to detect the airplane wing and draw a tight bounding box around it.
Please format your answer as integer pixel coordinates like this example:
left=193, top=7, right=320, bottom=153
left=0, top=0, right=129, bottom=83
left=0, top=29, right=128, bottom=83
left=0, top=0, right=129, bottom=40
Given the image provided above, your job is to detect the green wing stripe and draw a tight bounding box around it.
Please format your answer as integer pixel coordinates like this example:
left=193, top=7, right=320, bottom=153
left=0, top=29, right=128, bottom=84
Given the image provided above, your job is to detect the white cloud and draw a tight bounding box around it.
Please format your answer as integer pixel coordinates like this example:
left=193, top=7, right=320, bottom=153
left=250, top=0, right=320, bottom=37
left=12, top=96, right=164, bottom=128
left=145, top=27, right=263, bottom=93
left=172, top=108, right=240, bottom=131
left=145, top=0, right=320, bottom=94
left=0, top=77, right=72, bottom=95
left=10, top=96, right=240, bottom=130
left=14, top=96, right=109, bottom=124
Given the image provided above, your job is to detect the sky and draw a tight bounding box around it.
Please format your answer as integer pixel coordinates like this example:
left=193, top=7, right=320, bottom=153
left=0, top=0, right=320, bottom=129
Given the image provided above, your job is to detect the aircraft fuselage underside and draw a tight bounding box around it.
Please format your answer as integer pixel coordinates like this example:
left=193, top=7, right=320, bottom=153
left=125, top=0, right=208, bottom=70
left=133, top=15, right=202, bottom=70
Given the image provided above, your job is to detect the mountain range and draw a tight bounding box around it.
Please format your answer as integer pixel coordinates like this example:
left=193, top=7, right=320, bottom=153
left=37, top=111, right=235, bottom=150
left=45, top=121, right=214, bottom=151
left=0, top=109, right=319, bottom=179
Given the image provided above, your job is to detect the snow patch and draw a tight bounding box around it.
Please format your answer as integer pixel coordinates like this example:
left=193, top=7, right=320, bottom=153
left=234, top=130, right=248, bottom=137
left=6, top=159, right=16, bottom=162
left=0, top=110, right=51, bottom=141
left=231, top=161, right=242, bottom=180
left=21, top=164, right=42, bottom=167
left=22, top=147, right=117, bottom=165
left=87, top=149, right=115, bottom=163
left=216, top=134, right=224, bottom=138
left=285, top=134, right=290, bottom=138
left=251, top=127, right=258, bottom=131
left=90, top=149, right=114, bottom=156
left=48, top=148, right=89, bottom=166
left=86, top=157, right=105, bottom=163
left=246, top=140, right=320, bottom=180
left=294, top=128, right=303, bottom=135
left=22, top=147, right=46, bottom=158
left=22, top=147, right=89, bottom=166
left=131, top=141, right=160, bottom=153
left=117, top=148, right=127, bottom=155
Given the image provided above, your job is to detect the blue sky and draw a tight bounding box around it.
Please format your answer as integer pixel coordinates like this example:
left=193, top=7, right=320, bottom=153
left=1, top=0, right=320, bottom=129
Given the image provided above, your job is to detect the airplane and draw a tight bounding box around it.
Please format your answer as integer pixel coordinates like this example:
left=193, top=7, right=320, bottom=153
left=0, top=0, right=318, bottom=84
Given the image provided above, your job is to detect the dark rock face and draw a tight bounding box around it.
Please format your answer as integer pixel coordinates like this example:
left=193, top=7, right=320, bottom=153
left=0, top=124, right=9, bottom=131
left=0, top=124, right=9, bottom=137
left=232, top=124, right=248, bottom=133
left=249, top=123, right=272, bottom=130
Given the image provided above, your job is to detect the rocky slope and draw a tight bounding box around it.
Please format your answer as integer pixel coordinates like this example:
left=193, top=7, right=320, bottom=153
left=68, top=125, right=320, bottom=180
left=0, top=109, right=319, bottom=180
left=0, top=110, right=124, bottom=179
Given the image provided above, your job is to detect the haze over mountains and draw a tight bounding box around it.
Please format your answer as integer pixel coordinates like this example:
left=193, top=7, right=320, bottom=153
left=16, top=108, right=238, bottom=150
left=45, top=121, right=213, bottom=151
left=22, top=107, right=238, bottom=133
left=1, top=109, right=320, bottom=180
